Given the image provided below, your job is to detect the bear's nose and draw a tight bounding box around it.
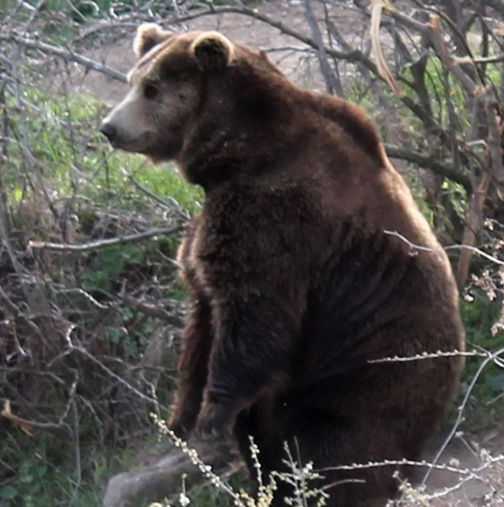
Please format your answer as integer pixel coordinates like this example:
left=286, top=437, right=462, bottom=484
left=100, top=122, right=117, bottom=143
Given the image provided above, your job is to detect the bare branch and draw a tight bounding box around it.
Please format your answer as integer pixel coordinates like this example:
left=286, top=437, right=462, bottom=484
left=456, top=172, right=492, bottom=287
left=1, top=376, right=77, bottom=432
left=303, top=0, right=341, bottom=95
left=161, top=5, right=380, bottom=75
left=384, top=228, right=504, bottom=267
left=384, top=144, right=471, bottom=192
left=0, top=33, right=127, bottom=82
left=487, top=101, right=504, bottom=183
left=456, top=54, right=504, bottom=65
left=120, top=293, right=183, bottom=327
left=28, top=225, right=181, bottom=253
left=370, top=0, right=402, bottom=95
left=427, top=15, right=479, bottom=96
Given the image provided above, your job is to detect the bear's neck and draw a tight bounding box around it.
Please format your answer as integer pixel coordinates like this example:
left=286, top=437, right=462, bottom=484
left=176, top=70, right=385, bottom=192
left=177, top=72, right=306, bottom=191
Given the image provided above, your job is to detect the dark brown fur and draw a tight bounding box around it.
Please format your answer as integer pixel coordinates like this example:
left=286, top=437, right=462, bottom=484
left=101, top=28, right=465, bottom=506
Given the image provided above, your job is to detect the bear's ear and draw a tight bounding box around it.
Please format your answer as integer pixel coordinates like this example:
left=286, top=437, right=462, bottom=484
left=133, top=23, right=170, bottom=58
left=190, top=32, right=235, bottom=71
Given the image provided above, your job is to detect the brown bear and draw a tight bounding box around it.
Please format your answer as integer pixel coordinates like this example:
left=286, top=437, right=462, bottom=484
left=100, top=24, right=465, bottom=506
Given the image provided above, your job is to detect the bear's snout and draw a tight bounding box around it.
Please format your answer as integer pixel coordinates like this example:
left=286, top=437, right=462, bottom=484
left=99, top=122, right=117, bottom=144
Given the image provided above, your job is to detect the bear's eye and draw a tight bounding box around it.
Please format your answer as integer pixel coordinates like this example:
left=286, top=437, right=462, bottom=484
left=144, top=82, right=159, bottom=100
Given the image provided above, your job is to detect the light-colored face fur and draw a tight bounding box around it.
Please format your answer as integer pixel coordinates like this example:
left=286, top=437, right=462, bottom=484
left=100, top=25, right=235, bottom=162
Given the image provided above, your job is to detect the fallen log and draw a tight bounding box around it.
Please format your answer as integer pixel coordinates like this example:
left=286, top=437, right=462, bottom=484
left=103, top=439, right=240, bottom=507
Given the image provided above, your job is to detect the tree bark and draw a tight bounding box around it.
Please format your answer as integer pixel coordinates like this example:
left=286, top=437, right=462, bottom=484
left=456, top=172, right=491, bottom=288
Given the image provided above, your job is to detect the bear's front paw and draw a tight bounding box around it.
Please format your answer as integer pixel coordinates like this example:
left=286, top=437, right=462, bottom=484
left=168, top=420, right=191, bottom=440
left=195, top=401, right=235, bottom=443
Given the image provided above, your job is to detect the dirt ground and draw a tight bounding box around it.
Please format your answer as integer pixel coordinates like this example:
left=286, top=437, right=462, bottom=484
left=66, top=0, right=362, bottom=103
left=62, top=2, right=504, bottom=504
left=422, top=429, right=504, bottom=506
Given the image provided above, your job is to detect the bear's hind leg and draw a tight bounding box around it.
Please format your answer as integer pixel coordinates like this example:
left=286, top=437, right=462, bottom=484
left=259, top=418, right=412, bottom=507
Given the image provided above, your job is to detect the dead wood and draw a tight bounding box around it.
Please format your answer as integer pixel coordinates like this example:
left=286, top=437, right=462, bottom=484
left=103, top=439, right=240, bottom=507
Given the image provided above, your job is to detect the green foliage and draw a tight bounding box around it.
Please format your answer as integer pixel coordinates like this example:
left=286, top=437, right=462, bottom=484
left=2, top=438, right=74, bottom=506
left=462, top=293, right=501, bottom=371
left=0, top=433, right=139, bottom=507
left=460, top=291, right=504, bottom=426
left=82, top=244, right=145, bottom=292
left=6, top=88, right=201, bottom=217
left=399, top=54, right=499, bottom=158
left=2, top=85, right=201, bottom=506
left=441, top=179, right=467, bottom=216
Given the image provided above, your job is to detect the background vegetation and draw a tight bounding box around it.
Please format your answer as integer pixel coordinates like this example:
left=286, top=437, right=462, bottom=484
left=1, top=0, right=504, bottom=505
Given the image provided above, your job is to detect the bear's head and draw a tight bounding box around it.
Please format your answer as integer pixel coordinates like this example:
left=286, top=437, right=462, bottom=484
left=100, top=25, right=286, bottom=186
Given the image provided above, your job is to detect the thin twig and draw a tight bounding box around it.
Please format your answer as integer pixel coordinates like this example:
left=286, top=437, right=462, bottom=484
left=28, top=225, right=181, bottom=253
left=384, top=229, right=504, bottom=266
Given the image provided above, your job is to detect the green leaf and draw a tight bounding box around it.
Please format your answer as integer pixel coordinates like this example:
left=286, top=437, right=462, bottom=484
left=0, top=485, right=18, bottom=499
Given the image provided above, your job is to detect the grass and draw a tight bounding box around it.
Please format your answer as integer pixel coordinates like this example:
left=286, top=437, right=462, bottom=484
left=0, top=434, right=140, bottom=507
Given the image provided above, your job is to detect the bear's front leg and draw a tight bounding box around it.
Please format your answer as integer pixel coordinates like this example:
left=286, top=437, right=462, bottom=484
left=169, top=297, right=213, bottom=439
left=194, top=392, right=245, bottom=441
left=194, top=292, right=295, bottom=442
